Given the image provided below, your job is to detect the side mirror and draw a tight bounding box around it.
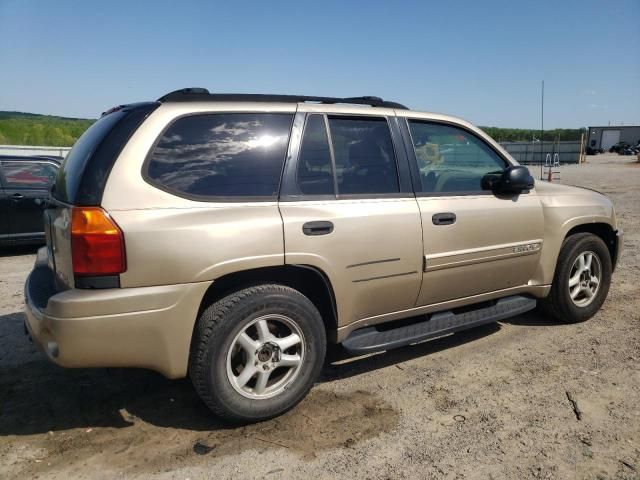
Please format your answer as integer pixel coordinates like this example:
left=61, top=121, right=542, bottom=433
left=482, top=166, right=534, bottom=193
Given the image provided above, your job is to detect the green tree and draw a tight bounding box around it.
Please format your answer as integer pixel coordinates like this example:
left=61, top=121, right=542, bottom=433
left=0, top=112, right=95, bottom=147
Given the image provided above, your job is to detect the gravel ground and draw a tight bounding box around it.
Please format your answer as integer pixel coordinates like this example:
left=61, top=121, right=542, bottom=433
left=0, top=154, right=638, bottom=479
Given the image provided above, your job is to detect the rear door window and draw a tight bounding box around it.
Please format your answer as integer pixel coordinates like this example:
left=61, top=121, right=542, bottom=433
left=296, top=115, right=335, bottom=195
left=1, top=161, right=58, bottom=189
left=327, top=116, right=399, bottom=195
left=146, top=113, right=294, bottom=200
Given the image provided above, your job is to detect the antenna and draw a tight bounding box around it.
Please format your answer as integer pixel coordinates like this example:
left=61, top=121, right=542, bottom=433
left=540, top=80, right=544, bottom=180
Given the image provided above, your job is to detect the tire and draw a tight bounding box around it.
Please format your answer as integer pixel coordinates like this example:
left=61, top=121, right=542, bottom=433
left=189, top=284, right=326, bottom=423
left=539, top=233, right=612, bottom=323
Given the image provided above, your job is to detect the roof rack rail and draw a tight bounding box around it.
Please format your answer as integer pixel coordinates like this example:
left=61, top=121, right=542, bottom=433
left=157, top=88, right=409, bottom=109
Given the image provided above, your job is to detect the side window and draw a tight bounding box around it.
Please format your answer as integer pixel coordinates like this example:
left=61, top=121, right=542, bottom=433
left=146, top=113, right=294, bottom=199
left=296, top=115, right=334, bottom=195
left=327, top=116, right=399, bottom=195
left=408, top=121, right=507, bottom=194
left=1, top=161, right=58, bottom=189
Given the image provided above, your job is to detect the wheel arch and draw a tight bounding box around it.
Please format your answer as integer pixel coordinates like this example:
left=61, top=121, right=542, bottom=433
left=534, top=214, right=620, bottom=286
left=564, top=222, right=618, bottom=270
left=195, top=265, right=339, bottom=342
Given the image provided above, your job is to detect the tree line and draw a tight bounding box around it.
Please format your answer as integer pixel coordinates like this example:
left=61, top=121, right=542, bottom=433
left=479, top=126, right=586, bottom=142
left=0, top=111, right=587, bottom=147
left=0, top=111, right=94, bottom=147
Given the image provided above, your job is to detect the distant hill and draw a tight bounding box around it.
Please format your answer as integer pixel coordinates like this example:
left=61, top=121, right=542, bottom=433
left=0, top=111, right=95, bottom=147
left=0, top=111, right=586, bottom=147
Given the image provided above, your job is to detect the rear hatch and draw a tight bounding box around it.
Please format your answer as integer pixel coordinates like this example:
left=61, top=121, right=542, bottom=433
left=45, top=102, right=159, bottom=289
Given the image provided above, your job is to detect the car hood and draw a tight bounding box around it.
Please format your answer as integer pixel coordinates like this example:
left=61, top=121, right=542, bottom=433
left=534, top=181, right=600, bottom=197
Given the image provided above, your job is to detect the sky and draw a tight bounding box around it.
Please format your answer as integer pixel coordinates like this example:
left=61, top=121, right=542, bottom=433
left=1, top=0, right=639, bottom=129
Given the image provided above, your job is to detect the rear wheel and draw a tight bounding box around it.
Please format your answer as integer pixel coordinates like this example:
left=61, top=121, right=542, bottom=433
left=540, top=233, right=612, bottom=323
left=189, top=284, right=326, bottom=423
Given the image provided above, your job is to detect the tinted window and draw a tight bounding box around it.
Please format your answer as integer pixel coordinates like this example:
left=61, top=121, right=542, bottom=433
left=296, top=115, right=334, bottom=195
left=147, top=113, right=293, bottom=199
left=327, top=116, right=399, bottom=195
left=408, top=121, right=507, bottom=193
left=52, top=103, right=158, bottom=205
left=53, top=109, right=125, bottom=202
left=2, top=161, right=58, bottom=189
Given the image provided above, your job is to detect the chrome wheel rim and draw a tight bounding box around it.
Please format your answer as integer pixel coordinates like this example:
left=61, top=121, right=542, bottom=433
left=226, top=314, right=305, bottom=399
left=568, top=251, right=602, bottom=307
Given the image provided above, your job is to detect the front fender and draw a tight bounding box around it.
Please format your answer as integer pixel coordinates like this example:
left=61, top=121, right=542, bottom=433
left=531, top=184, right=617, bottom=285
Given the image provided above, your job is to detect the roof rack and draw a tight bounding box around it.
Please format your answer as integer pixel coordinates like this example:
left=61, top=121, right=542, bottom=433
left=157, top=88, right=409, bottom=110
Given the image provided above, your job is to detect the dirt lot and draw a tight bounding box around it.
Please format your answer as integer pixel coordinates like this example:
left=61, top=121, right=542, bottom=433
left=0, top=154, right=638, bottom=479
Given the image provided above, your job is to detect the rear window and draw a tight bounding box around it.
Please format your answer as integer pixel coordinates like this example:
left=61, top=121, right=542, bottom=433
left=1, top=161, right=58, bottom=189
left=146, top=113, right=294, bottom=200
left=53, top=112, right=123, bottom=203
left=52, top=103, right=158, bottom=205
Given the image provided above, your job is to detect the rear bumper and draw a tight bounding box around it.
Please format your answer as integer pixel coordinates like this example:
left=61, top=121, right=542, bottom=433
left=24, top=250, right=211, bottom=378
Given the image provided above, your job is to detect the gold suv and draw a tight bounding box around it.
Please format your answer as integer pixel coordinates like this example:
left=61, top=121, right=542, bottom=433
left=24, top=88, right=623, bottom=423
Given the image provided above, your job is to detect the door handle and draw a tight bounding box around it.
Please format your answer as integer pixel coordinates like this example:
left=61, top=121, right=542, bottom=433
left=302, top=221, right=334, bottom=236
left=432, top=212, right=456, bottom=226
left=10, top=193, right=24, bottom=202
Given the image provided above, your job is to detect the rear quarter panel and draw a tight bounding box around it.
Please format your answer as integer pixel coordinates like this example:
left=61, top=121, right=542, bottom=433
left=110, top=204, right=284, bottom=287
left=101, top=102, right=296, bottom=287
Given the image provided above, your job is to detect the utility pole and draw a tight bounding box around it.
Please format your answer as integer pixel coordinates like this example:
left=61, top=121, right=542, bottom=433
left=540, top=80, right=544, bottom=180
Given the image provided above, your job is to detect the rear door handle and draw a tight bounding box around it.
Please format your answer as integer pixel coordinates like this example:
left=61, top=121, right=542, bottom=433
left=11, top=193, right=24, bottom=202
left=302, top=221, right=334, bottom=236
left=432, top=212, right=456, bottom=226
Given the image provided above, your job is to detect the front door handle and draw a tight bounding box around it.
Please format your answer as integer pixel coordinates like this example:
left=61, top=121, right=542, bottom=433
left=302, top=221, right=334, bottom=236
left=11, top=193, right=24, bottom=202
left=432, top=212, right=456, bottom=226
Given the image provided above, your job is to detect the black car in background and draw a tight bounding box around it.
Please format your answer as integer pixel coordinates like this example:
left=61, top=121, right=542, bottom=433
left=0, top=155, right=60, bottom=246
left=608, top=142, right=629, bottom=154
left=585, top=139, right=605, bottom=155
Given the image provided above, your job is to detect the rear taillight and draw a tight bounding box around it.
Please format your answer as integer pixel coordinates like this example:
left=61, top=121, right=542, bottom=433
left=71, top=207, right=126, bottom=276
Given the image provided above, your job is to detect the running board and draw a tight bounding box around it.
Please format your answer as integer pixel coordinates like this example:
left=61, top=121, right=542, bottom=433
left=342, top=295, right=536, bottom=355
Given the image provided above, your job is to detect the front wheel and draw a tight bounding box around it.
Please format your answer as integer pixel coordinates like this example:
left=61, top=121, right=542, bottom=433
left=540, top=233, right=612, bottom=323
left=189, top=284, right=326, bottom=423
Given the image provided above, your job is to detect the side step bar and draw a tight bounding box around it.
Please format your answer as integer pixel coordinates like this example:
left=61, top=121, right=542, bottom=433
left=342, top=295, right=537, bottom=355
